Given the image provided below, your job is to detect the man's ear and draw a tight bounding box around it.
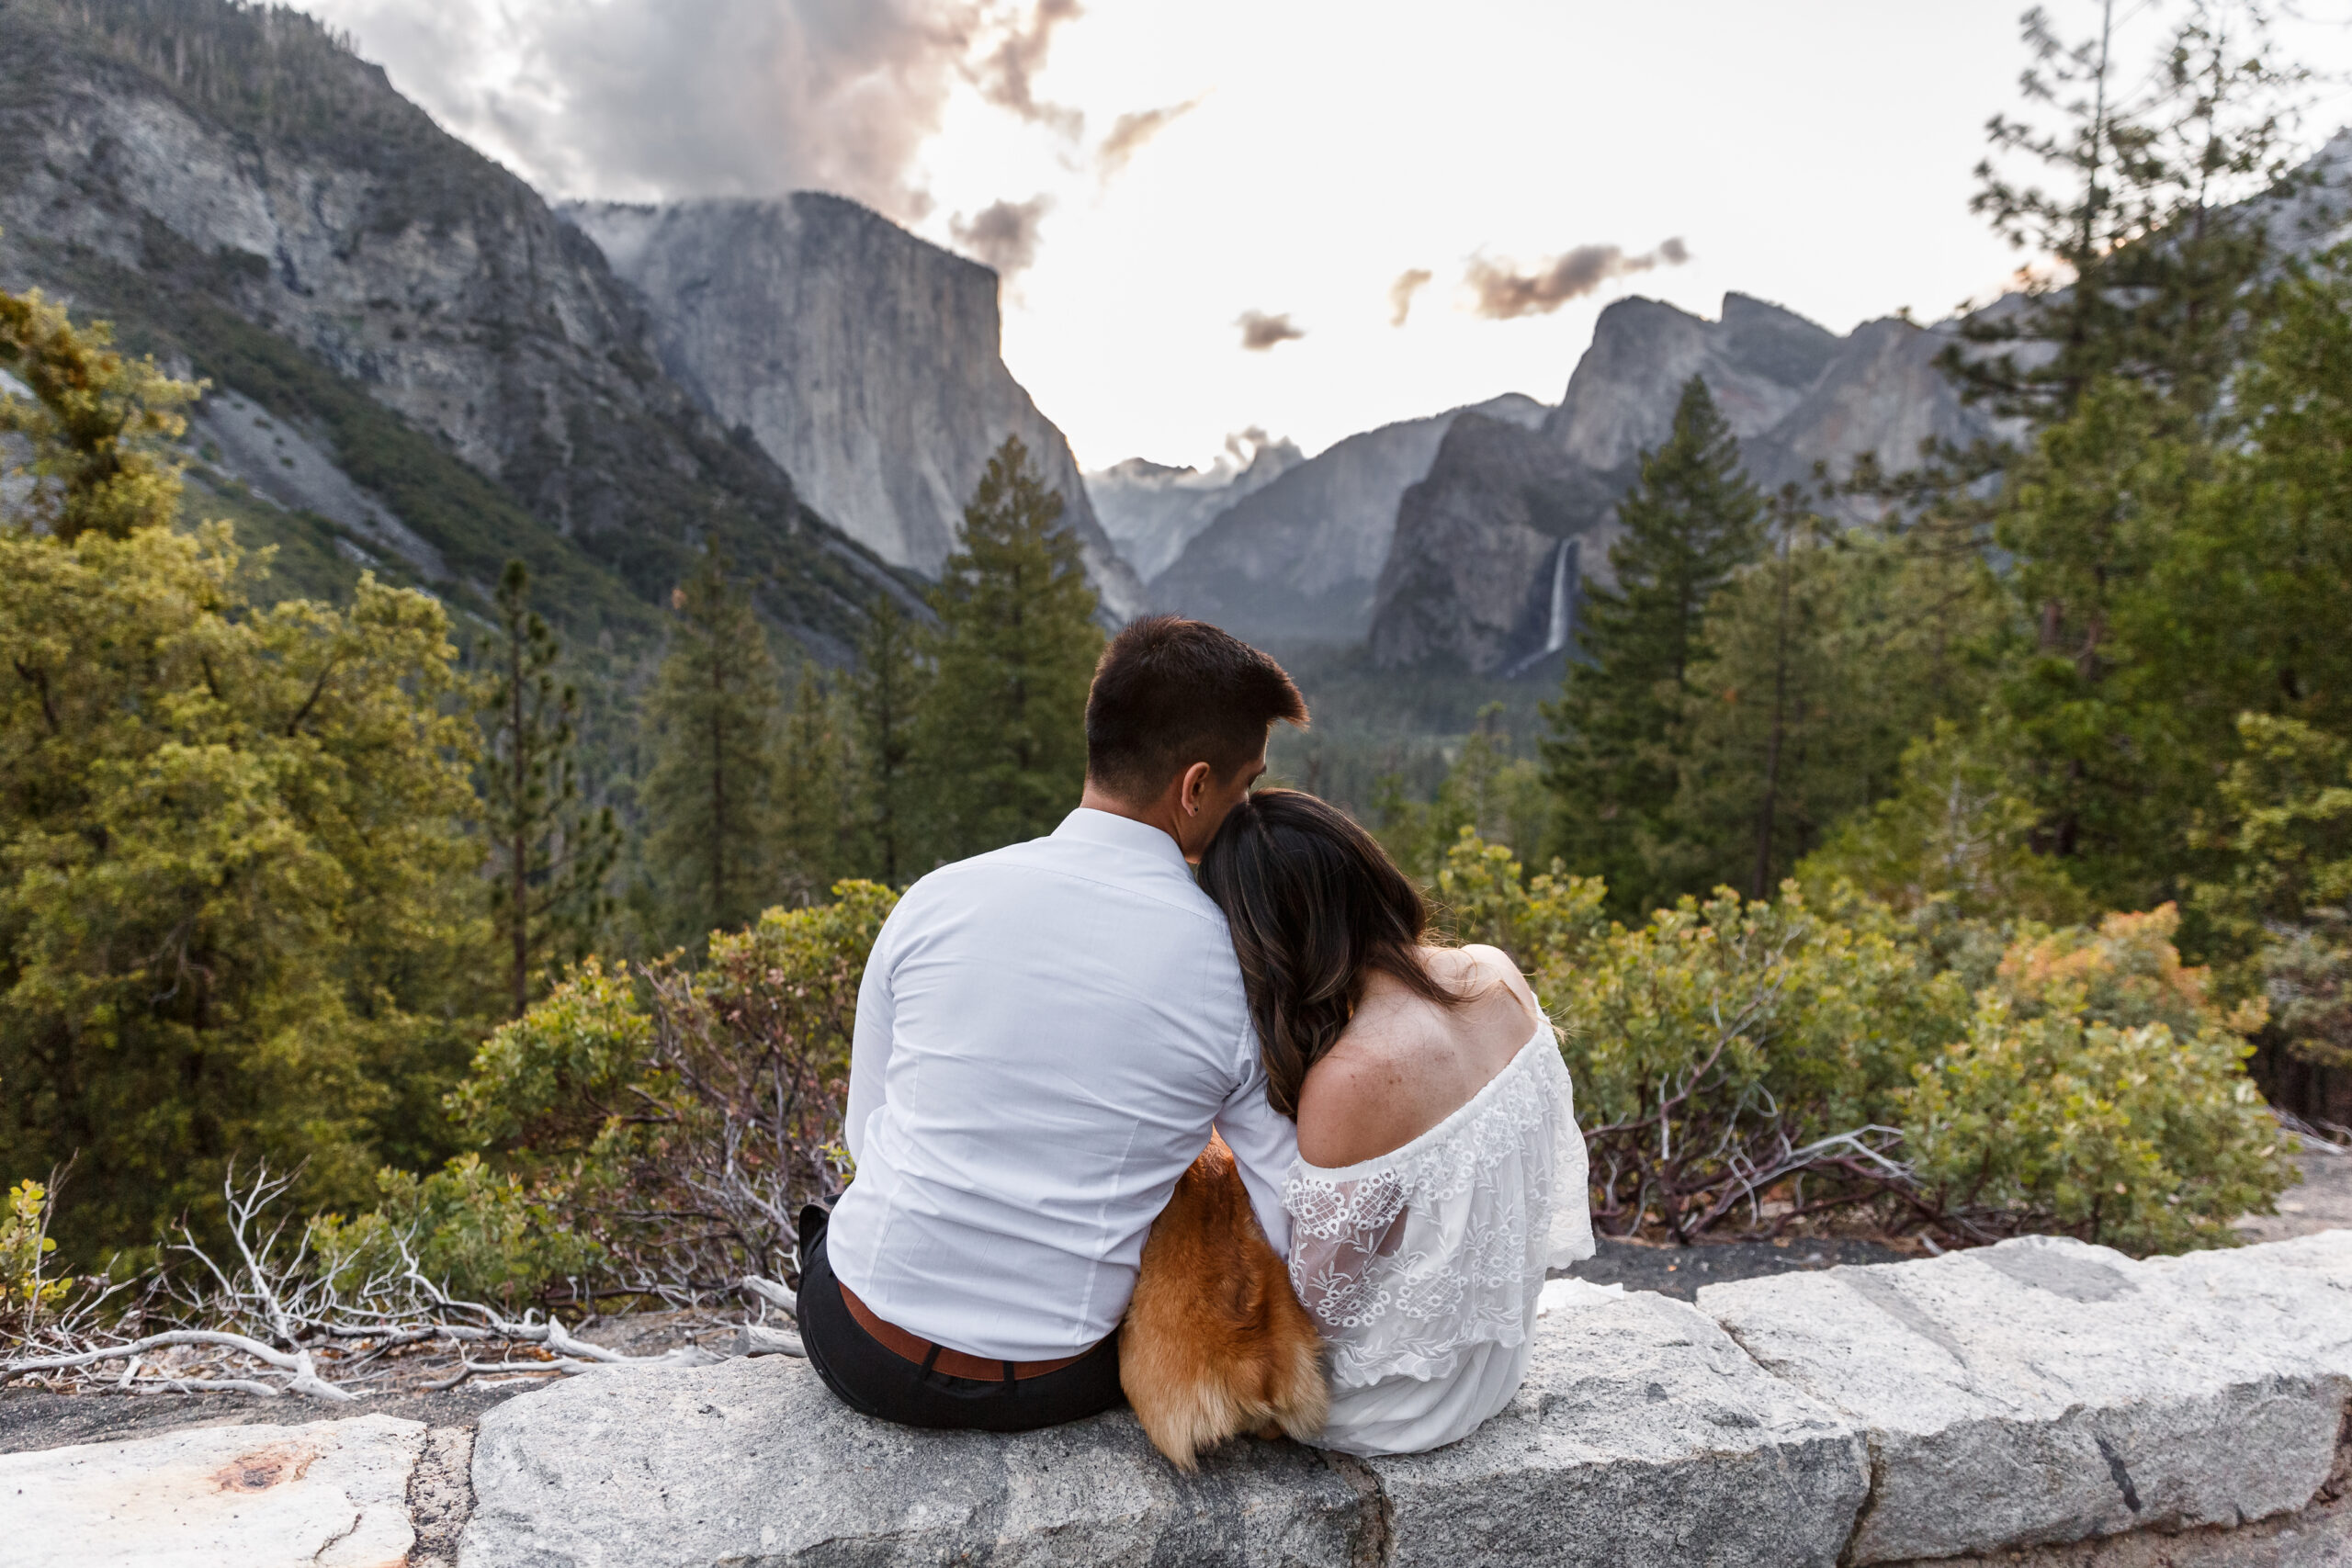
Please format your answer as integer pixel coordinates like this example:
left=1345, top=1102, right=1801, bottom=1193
left=1178, top=761, right=1214, bottom=816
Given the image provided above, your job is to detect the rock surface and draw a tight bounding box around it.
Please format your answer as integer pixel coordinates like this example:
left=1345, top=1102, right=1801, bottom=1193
left=462, top=1354, right=1371, bottom=1567
left=562, top=196, right=1145, bottom=618
left=1087, top=436, right=1306, bottom=583
left=0, top=1410, right=424, bottom=1568
left=1699, top=1234, right=2352, bottom=1565
left=1151, top=394, right=1550, bottom=644
left=0, top=0, right=897, bottom=650
left=1365, top=1289, right=1869, bottom=1568
left=1368, top=294, right=1997, bottom=671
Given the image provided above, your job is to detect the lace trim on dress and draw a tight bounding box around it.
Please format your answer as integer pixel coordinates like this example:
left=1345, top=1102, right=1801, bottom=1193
left=1281, top=1027, right=1589, bottom=1389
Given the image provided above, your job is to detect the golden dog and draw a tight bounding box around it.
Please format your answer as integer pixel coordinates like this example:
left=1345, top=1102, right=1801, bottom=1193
left=1118, top=1133, right=1328, bottom=1469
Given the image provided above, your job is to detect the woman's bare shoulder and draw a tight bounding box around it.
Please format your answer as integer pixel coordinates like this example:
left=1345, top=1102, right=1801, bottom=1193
left=1294, top=1008, right=1443, bottom=1168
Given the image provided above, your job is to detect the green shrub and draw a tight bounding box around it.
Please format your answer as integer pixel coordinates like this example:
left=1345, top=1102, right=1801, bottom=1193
left=1441, top=829, right=2290, bottom=1251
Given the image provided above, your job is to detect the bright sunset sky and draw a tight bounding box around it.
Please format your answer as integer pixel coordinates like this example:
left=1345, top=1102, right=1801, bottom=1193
left=300, top=1, right=2352, bottom=473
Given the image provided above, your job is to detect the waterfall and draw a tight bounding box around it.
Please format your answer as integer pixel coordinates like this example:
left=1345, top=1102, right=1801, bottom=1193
left=1541, top=538, right=1575, bottom=655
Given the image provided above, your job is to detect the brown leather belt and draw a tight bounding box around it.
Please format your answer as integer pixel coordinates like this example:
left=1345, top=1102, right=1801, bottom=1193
left=837, top=1281, right=1093, bottom=1382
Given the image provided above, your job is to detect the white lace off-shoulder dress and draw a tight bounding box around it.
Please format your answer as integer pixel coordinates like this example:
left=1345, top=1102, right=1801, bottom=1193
left=1281, top=1016, right=1594, bottom=1456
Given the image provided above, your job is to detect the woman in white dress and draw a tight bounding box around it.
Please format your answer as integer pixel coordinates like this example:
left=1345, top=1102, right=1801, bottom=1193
left=1195, top=788, right=1594, bottom=1457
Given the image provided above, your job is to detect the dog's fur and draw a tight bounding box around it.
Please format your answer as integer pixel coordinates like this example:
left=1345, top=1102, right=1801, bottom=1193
left=1119, top=1133, right=1328, bottom=1469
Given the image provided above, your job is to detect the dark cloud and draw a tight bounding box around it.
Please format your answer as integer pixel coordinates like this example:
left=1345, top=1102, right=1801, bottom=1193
left=319, top=1, right=1098, bottom=222
left=969, top=0, right=1084, bottom=137
left=1464, top=237, right=1692, bottom=320
left=1387, top=267, right=1433, bottom=327
left=951, top=195, right=1052, bottom=276
left=1097, top=97, right=1202, bottom=178
left=1237, top=310, right=1305, bottom=351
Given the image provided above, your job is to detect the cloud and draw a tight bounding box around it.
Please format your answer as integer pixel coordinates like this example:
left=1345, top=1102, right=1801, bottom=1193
left=1097, top=97, right=1202, bottom=178
left=951, top=195, right=1052, bottom=276
left=968, top=0, right=1084, bottom=137
left=1225, top=425, right=1275, bottom=460
left=308, top=0, right=1094, bottom=222
left=1387, top=267, right=1433, bottom=327
left=1464, top=237, right=1692, bottom=320
left=1237, top=310, right=1305, bottom=352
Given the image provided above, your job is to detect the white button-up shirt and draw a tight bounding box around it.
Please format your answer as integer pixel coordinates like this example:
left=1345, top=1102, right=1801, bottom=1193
left=826, top=807, right=1298, bottom=1361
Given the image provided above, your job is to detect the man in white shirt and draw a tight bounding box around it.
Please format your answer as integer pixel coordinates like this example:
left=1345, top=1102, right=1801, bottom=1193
left=797, top=616, right=1309, bottom=1431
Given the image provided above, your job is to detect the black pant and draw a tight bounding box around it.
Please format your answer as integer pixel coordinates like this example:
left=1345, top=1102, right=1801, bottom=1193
left=797, top=1204, right=1125, bottom=1433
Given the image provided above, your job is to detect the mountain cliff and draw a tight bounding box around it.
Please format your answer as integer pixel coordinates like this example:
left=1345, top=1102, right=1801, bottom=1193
left=1367, top=294, right=1999, bottom=671
left=1150, top=393, right=1550, bottom=644
left=0, top=0, right=906, bottom=655
left=1086, top=434, right=1305, bottom=581
left=560, top=197, right=1145, bottom=621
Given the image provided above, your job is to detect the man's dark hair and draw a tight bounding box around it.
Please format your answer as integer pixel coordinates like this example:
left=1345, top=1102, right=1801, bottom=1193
left=1086, top=616, right=1307, bottom=800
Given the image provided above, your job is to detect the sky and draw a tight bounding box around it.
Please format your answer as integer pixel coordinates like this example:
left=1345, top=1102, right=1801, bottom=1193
left=300, top=1, right=2352, bottom=473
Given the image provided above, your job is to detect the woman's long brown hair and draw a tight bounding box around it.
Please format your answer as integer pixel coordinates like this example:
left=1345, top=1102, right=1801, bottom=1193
left=1196, top=789, right=1462, bottom=1120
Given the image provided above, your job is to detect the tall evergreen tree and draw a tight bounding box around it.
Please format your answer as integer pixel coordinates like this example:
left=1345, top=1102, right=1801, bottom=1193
left=914, top=437, right=1104, bottom=866
left=1542, top=377, right=1761, bottom=914
left=849, top=594, right=925, bottom=885
left=1952, top=2, right=2309, bottom=426
left=775, top=660, right=854, bottom=898
left=481, top=560, right=617, bottom=1015
left=640, top=547, right=784, bottom=948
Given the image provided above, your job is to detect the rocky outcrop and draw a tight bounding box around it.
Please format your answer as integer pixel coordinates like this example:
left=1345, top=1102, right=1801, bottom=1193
left=1152, top=393, right=1549, bottom=644
left=1368, top=295, right=1997, bottom=671
left=16, top=1231, right=2350, bottom=1567
left=0, top=0, right=901, bottom=652
left=562, top=197, right=1145, bottom=620
left=1087, top=435, right=1305, bottom=582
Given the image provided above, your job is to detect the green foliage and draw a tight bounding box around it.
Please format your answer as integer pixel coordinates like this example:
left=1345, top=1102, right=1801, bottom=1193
left=0, top=287, right=197, bottom=541
left=1374, top=705, right=1551, bottom=884
left=776, top=660, right=858, bottom=897
left=1544, top=377, right=1763, bottom=915
left=1, top=1179, right=69, bottom=1321
left=480, top=561, right=618, bottom=1017
left=913, top=438, right=1102, bottom=867
left=641, top=548, right=785, bottom=947
left=1953, top=4, right=2305, bottom=423
left=449, top=882, right=897, bottom=1286
left=0, top=523, right=487, bottom=1261
left=311, top=1154, right=599, bottom=1306
left=849, top=594, right=924, bottom=886
left=2192, top=715, right=2352, bottom=1071
left=1801, top=722, right=2087, bottom=924
left=1903, top=908, right=2289, bottom=1252
left=1444, top=829, right=2284, bottom=1251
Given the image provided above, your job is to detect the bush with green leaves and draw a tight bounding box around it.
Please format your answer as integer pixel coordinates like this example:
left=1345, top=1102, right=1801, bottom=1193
left=437, top=881, right=898, bottom=1295
left=1435, top=829, right=2289, bottom=1252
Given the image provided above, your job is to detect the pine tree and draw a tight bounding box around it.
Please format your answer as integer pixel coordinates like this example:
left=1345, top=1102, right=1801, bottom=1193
left=1952, top=3, right=2308, bottom=426
left=775, top=660, right=854, bottom=898
left=914, top=437, right=1104, bottom=866
left=640, top=547, right=784, bottom=948
left=1542, top=377, right=1761, bottom=914
left=481, top=560, right=618, bottom=1015
left=849, top=593, right=925, bottom=885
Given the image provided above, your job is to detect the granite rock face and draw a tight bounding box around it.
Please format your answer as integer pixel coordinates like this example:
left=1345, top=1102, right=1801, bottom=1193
left=1368, top=294, right=1996, bottom=671
left=1365, top=1289, right=1870, bottom=1568
left=461, top=1353, right=1370, bottom=1567
left=1087, top=436, right=1306, bottom=583
left=1699, top=1234, right=2352, bottom=1565
left=0, top=1411, right=424, bottom=1568
left=1149, top=394, right=1550, bottom=644
left=563, top=197, right=1145, bottom=619
left=0, top=0, right=898, bottom=649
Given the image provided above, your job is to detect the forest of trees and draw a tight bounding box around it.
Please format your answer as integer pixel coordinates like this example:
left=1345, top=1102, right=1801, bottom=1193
left=0, top=3, right=2344, bottom=1303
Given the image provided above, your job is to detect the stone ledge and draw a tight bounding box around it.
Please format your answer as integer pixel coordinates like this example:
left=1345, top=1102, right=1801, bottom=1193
left=0, top=1410, right=424, bottom=1568
left=1363, top=1291, right=1868, bottom=1568
left=1698, top=1234, right=2352, bottom=1566
left=6, top=1232, right=2347, bottom=1567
